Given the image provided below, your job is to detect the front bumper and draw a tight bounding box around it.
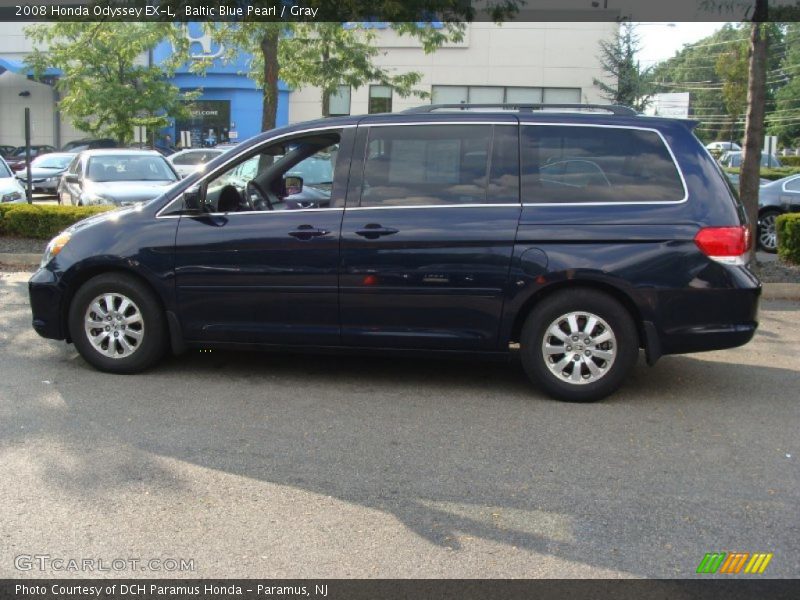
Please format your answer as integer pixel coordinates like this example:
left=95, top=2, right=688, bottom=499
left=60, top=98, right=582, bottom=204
left=29, top=267, right=67, bottom=340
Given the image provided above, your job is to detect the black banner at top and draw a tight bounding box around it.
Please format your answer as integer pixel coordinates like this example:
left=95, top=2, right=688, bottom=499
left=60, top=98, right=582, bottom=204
left=1, top=0, right=800, bottom=23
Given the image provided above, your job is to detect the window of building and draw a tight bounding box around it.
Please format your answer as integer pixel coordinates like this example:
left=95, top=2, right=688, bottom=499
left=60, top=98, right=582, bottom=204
left=431, top=86, right=578, bottom=106
left=368, top=85, right=393, bottom=114
left=359, top=124, right=518, bottom=207
left=542, top=88, right=582, bottom=104
left=328, top=85, right=351, bottom=117
left=521, top=125, right=685, bottom=204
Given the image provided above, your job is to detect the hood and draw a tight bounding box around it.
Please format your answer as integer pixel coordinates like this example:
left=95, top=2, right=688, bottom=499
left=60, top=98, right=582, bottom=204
left=84, top=179, right=176, bottom=205
left=17, top=167, right=66, bottom=180
left=65, top=204, right=141, bottom=234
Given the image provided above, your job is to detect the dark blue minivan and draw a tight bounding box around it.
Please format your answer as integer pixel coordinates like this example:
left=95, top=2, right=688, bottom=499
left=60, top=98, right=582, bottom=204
left=29, top=104, right=760, bottom=401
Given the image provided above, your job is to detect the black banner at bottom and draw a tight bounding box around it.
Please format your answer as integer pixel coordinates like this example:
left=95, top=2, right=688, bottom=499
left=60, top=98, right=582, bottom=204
left=2, top=580, right=800, bottom=600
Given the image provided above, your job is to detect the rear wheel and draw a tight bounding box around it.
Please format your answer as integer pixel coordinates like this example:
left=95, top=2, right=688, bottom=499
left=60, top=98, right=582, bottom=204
left=520, top=289, right=639, bottom=402
left=758, top=209, right=781, bottom=253
left=68, top=273, right=167, bottom=373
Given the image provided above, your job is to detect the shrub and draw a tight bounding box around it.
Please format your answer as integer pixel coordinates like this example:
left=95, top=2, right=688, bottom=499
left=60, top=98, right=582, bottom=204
left=724, top=166, right=800, bottom=181
left=776, top=213, right=800, bottom=265
left=0, top=204, right=113, bottom=239
left=779, top=155, right=800, bottom=167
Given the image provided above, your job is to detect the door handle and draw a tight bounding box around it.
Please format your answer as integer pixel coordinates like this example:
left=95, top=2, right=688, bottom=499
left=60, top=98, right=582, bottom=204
left=355, top=224, right=399, bottom=239
left=289, top=225, right=330, bottom=240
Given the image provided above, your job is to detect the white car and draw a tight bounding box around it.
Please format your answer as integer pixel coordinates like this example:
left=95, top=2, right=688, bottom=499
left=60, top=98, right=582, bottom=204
left=0, top=156, right=26, bottom=204
left=706, top=141, right=741, bottom=152
left=168, top=148, right=226, bottom=178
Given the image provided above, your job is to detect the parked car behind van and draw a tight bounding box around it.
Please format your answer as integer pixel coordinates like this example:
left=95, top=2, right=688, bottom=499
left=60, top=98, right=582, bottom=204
left=58, top=149, right=179, bottom=207
left=29, top=104, right=760, bottom=402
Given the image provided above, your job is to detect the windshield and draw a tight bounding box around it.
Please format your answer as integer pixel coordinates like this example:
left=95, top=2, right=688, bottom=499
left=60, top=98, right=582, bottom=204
left=32, top=155, right=73, bottom=169
left=87, top=155, right=177, bottom=182
left=0, top=160, right=11, bottom=178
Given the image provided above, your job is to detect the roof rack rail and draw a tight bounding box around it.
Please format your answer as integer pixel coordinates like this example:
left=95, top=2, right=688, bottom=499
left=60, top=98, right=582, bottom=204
left=403, top=103, right=638, bottom=116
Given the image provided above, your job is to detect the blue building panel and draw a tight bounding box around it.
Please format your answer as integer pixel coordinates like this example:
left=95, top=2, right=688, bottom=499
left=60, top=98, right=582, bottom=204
left=153, top=28, right=289, bottom=146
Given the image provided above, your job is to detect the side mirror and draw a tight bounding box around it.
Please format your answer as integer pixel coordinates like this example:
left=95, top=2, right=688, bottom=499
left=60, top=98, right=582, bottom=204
left=183, top=186, right=202, bottom=212
left=64, top=174, right=80, bottom=185
left=283, top=175, right=303, bottom=196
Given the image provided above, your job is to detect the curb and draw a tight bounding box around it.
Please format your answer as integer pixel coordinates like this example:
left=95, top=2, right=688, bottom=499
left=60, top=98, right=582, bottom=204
left=0, top=253, right=40, bottom=267
left=1, top=254, right=799, bottom=300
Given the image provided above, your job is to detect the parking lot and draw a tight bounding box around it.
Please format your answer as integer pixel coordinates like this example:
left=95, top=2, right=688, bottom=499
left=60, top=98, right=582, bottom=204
left=0, top=271, right=798, bottom=578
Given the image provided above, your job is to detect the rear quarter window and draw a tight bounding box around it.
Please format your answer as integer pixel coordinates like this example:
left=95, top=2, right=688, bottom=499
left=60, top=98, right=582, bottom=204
left=521, top=125, right=686, bottom=204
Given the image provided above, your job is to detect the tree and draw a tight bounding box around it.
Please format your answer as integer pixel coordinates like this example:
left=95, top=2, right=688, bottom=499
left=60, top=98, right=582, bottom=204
left=740, top=2, right=770, bottom=244
left=280, top=23, right=465, bottom=117
left=593, top=23, right=652, bottom=112
left=24, top=23, right=195, bottom=145
left=204, top=22, right=464, bottom=131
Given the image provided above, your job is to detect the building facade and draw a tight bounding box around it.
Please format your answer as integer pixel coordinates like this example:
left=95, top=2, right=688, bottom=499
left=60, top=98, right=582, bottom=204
left=0, top=21, right=616, bottom=148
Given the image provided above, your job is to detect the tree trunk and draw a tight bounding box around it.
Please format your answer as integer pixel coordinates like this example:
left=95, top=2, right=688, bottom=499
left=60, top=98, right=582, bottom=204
left=740, top=3, right=768, bottom=252
left=260, top=29, right=279, bottom=132
left=320, top=46, right=330, bottom=117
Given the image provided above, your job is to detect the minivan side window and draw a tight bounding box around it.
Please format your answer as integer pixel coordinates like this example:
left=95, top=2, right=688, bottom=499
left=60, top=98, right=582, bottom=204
left=521, top=125, right=685, bottom=204
left=359, top=124, right=518, bottom=207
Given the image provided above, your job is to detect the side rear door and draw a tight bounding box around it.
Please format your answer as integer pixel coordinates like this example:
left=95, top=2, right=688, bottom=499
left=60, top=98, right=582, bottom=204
left=339, top=118, right=521, bottom=351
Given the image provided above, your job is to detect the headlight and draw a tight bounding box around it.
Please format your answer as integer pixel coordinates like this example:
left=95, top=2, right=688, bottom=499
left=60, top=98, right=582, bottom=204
left=40, top=232, right=72, bottom=268
left=79, top=192, right=113, bottom=206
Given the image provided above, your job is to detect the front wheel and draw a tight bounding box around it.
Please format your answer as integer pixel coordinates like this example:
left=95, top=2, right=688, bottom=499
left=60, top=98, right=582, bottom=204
left=68, top=273, right=167, bottom=373
left=520, top=289, right=639, bottom=402
left=758, top=209, right=781, bottom=253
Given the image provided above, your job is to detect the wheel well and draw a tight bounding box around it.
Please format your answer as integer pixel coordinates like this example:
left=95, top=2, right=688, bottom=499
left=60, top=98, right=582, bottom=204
left=509, top=281, right=645, bottom=348
left=61, top=267, right=167, bottom=343
left=758, top=206, right=783, bottom=216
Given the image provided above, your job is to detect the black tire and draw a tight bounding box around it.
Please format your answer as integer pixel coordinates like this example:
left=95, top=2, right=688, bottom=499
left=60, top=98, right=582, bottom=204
left=520, top=289, right=639, bottom=402
left=68, top=273, right=167, bottom=374
left=758, top=209, right=781, bottom=254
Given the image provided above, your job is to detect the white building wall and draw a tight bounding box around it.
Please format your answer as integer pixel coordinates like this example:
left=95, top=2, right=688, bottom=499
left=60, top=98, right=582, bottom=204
left=288, top=22, right=616, bottom=124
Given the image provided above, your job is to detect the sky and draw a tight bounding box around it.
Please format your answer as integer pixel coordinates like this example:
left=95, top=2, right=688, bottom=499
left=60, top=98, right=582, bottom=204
left=636, top=22, right=731, bottom=67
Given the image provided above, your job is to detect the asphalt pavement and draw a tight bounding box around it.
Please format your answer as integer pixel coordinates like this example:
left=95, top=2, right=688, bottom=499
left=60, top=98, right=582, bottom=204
left=0, top=271, right=798, bottom=578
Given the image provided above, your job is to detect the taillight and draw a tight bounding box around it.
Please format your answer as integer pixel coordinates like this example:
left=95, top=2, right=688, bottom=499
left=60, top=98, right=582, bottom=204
left=694, top=225, right=751, bottom=264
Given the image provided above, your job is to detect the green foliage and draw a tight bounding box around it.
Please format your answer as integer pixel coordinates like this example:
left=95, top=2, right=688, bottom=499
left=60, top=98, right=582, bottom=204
left=593, top=23, right=652, bottom=112
left=715, top=38, right=749, bottom=143
left=779, top=155, right=800, bottom=166
left=652, top=23, right=783, bottom=144
left=724, top=166, right=800, bottom=180
left=24, top=23, right=196, bottom=144
left=776, top=213, right=800, bottom=264
left=0, top=204, right=112, bottom=239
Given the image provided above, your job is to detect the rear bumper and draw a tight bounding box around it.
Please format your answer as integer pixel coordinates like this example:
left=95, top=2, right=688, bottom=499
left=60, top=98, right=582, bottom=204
left=29, top=267, right=67, bottom=341
left=653, top=280, right=761, bottom=357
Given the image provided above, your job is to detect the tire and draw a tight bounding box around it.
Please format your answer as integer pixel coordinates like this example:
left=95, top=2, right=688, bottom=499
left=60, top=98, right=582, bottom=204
left=68, top=273, right=167, bottom=374
left=520, top=289, right=639, bottom=402
left=758, top=209, right=781, bottom=253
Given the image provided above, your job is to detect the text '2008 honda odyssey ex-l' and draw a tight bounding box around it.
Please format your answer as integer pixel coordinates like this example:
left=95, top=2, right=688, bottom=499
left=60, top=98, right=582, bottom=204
left=29, top=104, right=761, bottom=402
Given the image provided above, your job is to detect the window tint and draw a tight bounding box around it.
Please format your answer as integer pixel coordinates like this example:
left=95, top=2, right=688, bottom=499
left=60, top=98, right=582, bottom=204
left=521, top=126, right=685, bottom=204
left=360, top=125, right=518, bottom=207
